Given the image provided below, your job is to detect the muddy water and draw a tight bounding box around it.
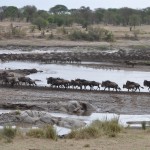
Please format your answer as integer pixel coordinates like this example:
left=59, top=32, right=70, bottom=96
left=0, top=61, right=150, bottom=92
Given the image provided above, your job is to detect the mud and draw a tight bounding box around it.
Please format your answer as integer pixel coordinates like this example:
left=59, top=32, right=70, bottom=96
left=0, top=86, right=149, bottom=115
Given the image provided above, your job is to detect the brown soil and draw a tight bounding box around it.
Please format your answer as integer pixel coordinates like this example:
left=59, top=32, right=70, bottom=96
left=0, top=129, right=150, bottom=150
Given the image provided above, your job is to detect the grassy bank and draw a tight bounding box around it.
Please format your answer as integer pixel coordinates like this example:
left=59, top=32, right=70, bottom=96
left=0, top=129, right=150, bottom=150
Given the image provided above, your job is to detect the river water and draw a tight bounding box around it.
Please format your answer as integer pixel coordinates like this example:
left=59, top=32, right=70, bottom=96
left=0, top=61, right=150, bottom=92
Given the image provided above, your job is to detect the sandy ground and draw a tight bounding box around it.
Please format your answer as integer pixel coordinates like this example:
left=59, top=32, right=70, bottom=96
left=0, top=129, right=150, bottom=150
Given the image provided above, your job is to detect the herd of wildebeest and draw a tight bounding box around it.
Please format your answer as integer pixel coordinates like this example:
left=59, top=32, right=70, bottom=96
left=0, top=71, right=150, bottom=92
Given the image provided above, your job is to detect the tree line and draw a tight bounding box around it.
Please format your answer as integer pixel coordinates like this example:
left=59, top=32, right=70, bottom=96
left=1, top=5, right=150, bottom=30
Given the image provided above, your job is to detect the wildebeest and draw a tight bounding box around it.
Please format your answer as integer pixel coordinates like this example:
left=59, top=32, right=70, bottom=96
left=75, top=79, right=92, bottom=90
left=2, top=76, right=19, bottom=86
left=143, top=80, right=150, bottom=91
left=90, top=81, right=101, bottom=90
left=18, top=77, right=32, bottom=85
left=69, top=80, right=82, bottom=89
left=101, top=80, right=121, bottom=91
left=28, top=79, right=37, bottom=86
left=123, top=84, right=136, bottom=92
left=126, top=81, right=144, bottom=92
left=47, top=77, right=69, bottom=89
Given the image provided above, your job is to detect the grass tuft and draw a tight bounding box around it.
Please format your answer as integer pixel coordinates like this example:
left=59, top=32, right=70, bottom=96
left=26, top=125, right=57, bottom=140
left=67, top=118, right=122, bottom=139
left=1, top=126, right=17, bottom=143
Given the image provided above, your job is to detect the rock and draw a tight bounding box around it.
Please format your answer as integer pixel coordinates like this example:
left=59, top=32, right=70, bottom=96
left=57, top=117, right=86, bottom=129
left=57, top=100, right=96, bottom=116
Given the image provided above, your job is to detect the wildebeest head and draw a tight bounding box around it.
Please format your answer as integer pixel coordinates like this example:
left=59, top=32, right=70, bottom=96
left=123, top=84, right=126, bottom=88
left=143, top=80, right=150, bottom=86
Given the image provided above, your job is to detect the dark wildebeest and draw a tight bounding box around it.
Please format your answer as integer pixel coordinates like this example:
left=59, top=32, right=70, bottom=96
left=47, top=77, right=69, bottom=89
left=123, top=84, right=136, bottom=92
left=28, top=79, right=37, bottom=86
left=18, top=77, right=31, bottom=85
left=101, top=80, right=121, bottom=92
left=90, top=81, right=101, bottom=90
left=126, top=81, right=144, bottom=92
left=2, top=76, right=19, bottom=86
left=47, top=77, right=62, bottom=87
left=143, top=80, right=150, bottom=91
left=75, top=79, right=92, bottom=90
left=69, top=80, right=82, bottom=89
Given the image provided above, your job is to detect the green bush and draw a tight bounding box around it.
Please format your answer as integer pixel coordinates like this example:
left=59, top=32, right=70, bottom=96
left=68, top=27, right=114, bottom=42
left=2, top=126, right=17, bottom=142
left=67, top=118, right=122, bottom=139
left=141, top=121, right=146, bottom=130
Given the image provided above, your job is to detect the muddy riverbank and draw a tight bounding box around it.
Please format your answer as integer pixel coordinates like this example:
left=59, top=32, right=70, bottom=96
left=0, top=86, right=149, bottom=115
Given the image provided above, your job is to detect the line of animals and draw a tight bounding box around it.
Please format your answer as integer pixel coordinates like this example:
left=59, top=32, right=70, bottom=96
left=0, top=71, right=150, bottom=92
left=47, top=77, right=149, bottom=92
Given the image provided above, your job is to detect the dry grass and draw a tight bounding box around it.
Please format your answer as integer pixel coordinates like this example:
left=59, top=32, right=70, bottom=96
left=67, top=119, right=122, bottom=139
left=1, top=21, right=150, bottom=40
left=0, top=129, right=150, bottom=150
left=1, top=21, right=150, bottom=49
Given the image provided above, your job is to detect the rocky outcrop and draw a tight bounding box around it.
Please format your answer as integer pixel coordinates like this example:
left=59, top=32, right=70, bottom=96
left=0, top=110, right=86, bottom=129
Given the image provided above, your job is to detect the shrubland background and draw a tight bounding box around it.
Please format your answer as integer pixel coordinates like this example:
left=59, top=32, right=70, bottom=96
left=0, top=5, right=150, bottom=42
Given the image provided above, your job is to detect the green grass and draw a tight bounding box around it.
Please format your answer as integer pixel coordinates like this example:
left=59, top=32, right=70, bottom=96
left=1, top=126, right=17, bottom=143
left=67, top=118, right=123, bottom=139
left=26, top=125, right=57, bottom=140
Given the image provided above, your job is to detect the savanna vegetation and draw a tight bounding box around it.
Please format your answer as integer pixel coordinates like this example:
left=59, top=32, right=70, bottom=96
left=0, top=120, right=150, bottom=150
left=1, top=5, right=150, bottom=42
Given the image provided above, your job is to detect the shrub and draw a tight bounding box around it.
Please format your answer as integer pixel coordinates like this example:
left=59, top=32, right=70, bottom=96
left=105, top=32, right=114, bottom=42
left=68, top=27, right=114, bottom=42
left=26, top=125, right=57, bottom=140
left=67, top=118, right=122, bottom=139
left=141, top=121, right=146, bottom=130
left=44, top=125, right=57, bottom=140
left=2, top=126, right=17, bottom=142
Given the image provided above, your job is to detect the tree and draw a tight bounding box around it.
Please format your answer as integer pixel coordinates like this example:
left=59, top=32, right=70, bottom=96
left=0, top=7, right=5, bottom=21
left=49, top=5, right=68, bottom=14
left=36, top=10, right=49, bottom=20
left=4, top=6, right=19, bottom=20
left=71, top=6, right=93, bottom=28
left=32, top=17, right=48, bottom=30
left=119, top=7, right=134, bottom=26
left=22, top=5, right=37, bottom=22
left=129, top=14, right=141, bottom=28
left=94, top=8, right=105, bottom=23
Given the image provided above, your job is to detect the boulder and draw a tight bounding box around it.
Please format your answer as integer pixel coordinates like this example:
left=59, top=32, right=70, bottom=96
left=58, top=100, right=96, bottom=116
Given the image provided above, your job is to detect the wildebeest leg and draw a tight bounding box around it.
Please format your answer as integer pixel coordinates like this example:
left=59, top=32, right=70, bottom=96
left=90, top=86, right=93, bottom=91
